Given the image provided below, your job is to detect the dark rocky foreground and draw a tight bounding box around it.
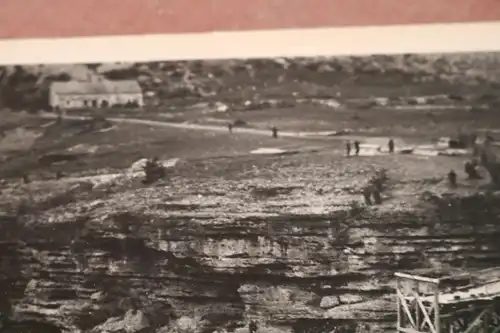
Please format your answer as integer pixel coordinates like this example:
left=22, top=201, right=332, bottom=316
left=1, top=185, right=500, bottom=333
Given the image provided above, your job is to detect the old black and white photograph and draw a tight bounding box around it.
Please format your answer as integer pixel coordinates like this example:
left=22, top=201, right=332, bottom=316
left=1, top=50, right=500, bottom=333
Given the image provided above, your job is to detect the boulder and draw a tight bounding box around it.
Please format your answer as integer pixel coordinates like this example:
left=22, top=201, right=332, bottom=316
left=92, top=309, right=149, bottom=333
left=320, top=296, right=340, bottom=309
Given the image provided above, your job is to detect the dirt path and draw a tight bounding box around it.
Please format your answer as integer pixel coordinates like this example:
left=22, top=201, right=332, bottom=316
left=37, top=113, right=392, bottom=144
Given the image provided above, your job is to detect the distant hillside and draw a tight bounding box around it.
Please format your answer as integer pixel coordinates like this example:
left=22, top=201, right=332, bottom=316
left=1, top=52, right=500, bottom=111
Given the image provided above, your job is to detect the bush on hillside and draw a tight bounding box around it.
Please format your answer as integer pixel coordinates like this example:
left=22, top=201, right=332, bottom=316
left=142, top=158, right=166, bottom=184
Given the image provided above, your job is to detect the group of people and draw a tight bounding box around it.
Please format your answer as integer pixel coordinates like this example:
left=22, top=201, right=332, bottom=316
left=362, top=169, right=387, bottom=206
left=227, top=123, right=279, bottom=139
left=345, top=140, right=360, bottom=156
left=346, top=138, right=395, bottom=157
left=447, top=158, right=483, bottom=188
left=19, top=170, right=64, bottom=184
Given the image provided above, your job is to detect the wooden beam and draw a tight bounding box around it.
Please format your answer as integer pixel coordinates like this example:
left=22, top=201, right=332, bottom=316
left=440, top=305, right=492, bottom=319
left=483, top=307, right=490, bottom=333
left=395, top=272, right=441, bottom=285
left=398, top=289, right=418, bottom=329
left=397, top=279, right=402, bottom=331
left=434, top=288, right=441, bottom=333
left=462, top=309, right=488, bottom=333
left=414, top=291, right=438, bottom=333
left=399, top=328, right=426, bottom=333
left=415, top=281, right=421, bottom=330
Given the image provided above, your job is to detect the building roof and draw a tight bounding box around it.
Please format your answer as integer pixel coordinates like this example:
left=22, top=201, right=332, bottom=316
left=50, top=79, right=142, bottom=95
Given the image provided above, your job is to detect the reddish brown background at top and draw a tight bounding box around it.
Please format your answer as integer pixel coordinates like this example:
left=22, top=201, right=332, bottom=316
left=1, top=0, right=500, bottom=39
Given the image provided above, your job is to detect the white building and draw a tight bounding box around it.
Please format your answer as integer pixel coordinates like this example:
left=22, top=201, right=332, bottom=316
left=49, top=77, right=144, bottom=109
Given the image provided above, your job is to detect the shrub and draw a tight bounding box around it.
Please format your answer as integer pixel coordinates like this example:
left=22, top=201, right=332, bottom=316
left=142, top=158, right=166, bottom=184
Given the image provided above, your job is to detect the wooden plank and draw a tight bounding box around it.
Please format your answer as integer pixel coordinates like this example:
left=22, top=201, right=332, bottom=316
left=398, top=289, right=418, bottom=329
left=483, top=307, right=489, bottom=333
left=395, top=272, right=441, bottom=285
left=440, top=306, right=490, bottom=319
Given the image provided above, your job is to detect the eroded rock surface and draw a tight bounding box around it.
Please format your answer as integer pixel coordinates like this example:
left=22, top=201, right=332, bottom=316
left=1, top=152, right=500, bottom=333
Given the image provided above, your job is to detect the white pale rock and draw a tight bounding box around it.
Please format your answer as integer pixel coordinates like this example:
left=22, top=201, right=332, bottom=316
left=320, top=296, right=340, bottom=309
left=339, top=294, right=364, bottom=304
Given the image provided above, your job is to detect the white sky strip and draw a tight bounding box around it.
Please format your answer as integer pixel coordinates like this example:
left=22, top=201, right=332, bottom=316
left=0, top=22, right=499, bottom=65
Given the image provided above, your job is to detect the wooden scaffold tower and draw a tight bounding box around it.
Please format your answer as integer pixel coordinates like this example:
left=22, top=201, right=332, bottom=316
left=395, top=270, right=500, bottom=333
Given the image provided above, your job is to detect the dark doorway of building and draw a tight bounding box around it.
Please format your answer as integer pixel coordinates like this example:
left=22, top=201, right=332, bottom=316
left=92, top=100, right=98, bottom=108
left=101, top=100, right=109, bottom=108
left=83, top=100, right=89, bottom=107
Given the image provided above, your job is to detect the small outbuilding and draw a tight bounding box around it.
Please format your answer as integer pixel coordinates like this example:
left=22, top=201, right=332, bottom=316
left=49, top=76, right=144, bottom=109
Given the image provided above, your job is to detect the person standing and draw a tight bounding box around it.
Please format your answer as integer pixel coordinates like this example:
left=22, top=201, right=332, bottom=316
left=22, top=173, right=30, bottom=184
left=388, top=139, right=395, bottom=154
left=55, top=107, right=63, bottom=124
left=345, top=141, right=351, bottom=157
left=354, top=140, right=360, bottom=156
left=448, top=170, right=457, bottom=188
left=372, top=187, right=382, bottom=205
left=363, top=185, right=373, bottom=206
left=464, top=160, right=481, bottom=179
left=271, top=126, right=278, bottom=139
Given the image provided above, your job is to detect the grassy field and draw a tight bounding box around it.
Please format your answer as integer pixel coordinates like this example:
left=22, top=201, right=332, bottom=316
left=61, top=106, right=500, bottom=147
left=0, top=110, right=335, bottom=180
left=193, top=104, right=500, bottom=137
left=2, top=103, right=498, bottom=179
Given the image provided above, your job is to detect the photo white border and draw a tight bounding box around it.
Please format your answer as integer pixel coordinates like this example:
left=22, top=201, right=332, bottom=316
left=0, top=22, right=500, bottom=65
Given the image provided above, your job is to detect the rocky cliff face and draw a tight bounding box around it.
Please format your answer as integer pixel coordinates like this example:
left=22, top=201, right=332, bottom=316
left=2, top=181, right=500, bottom=333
